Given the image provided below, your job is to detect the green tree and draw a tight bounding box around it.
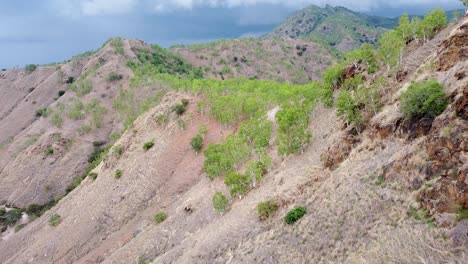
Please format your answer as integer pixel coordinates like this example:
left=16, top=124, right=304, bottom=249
left=225, top=172, right=250, bottom=198
left=398, top=13, right=412, bottom=43
left=276, top=106, right=311, bottom=155
left=378, top=30, right=404, bottom=72
left=336, top=90, right=361, bottom=128
left=322, top=63, right=344, bottom=89
left=410, top=17, right=425, bottom=43
left=423, top=8, right=447, bottom=38
left=238, top=117, right=273, bottom=152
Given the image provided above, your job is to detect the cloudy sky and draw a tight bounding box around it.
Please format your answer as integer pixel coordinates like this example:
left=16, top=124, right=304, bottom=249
left=0, top=0, right=463, bottom=68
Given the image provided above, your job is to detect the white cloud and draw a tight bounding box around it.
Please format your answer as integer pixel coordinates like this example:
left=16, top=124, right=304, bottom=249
left=50, top=0, right=462, bottom=16
left=81, top=0, right=138, bottom=15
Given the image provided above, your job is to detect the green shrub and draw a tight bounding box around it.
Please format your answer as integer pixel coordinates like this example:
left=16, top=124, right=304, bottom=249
left=48, top=214, right=62, bottom=226
left=336, top=90, right=361, bottom=128
left=181, top=99, right=189, bottom=106
left=58, top=90, right=65, bottom=97
left=154, top=212, right=167, bottom=224
left=257, top=200, right=279, bottom=221
left=67, top=100, right=85, bottom=120
left=115, top=169, right=122, bottom=179
left=276, top=106, right=311, bottom=155
left=191, top=134, right=204, bottom=153
left=174, top=103, right=186, bottom=115
left=66, top=176, right=85, bottom=193
left=284, top=207, right=306, bottom=225
left=225, top=172, right=250, bottom=198
left=51, top=112, right=63, bottom=128
left=25, top=204, right=42, bottom=215
left=0, top=209, right=22, bottom=226
left=45, top=147, right=54, bottom=155
left=114, top=146, right=123, bottom=157
left=88, top=172, right=98, bottom=180
left=245, top=155, right=271, bottom=187
left=400, top=80, right=448, bottom=119
left=143, top=141, right=155, bottom=151
left=35, top=108, right=49, bottom=117
left=107, top=73, right=123, bottom=82
left=70, top=80, right=92, bottom=97
left=212, top=192, right=228, bottom=213
left=78, top=124, right=92, bottom=135
left=25, top=64, right=37, bottom=73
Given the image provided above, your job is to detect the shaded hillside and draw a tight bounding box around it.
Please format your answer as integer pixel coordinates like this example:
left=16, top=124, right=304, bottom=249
left=172, top=38, right=338, bottom=84
left=266, top=5, right=398, bottom=51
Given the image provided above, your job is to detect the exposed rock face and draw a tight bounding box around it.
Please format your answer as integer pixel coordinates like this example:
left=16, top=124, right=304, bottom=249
left=437, top=19, right=468, bottom=71
left=321, top=130, right=361, bottom=169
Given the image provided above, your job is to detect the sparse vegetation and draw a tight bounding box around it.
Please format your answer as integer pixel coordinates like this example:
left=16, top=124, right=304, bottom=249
left=45, top=147, right=54, bottom=155
left=400, top=80, right=448, bottom=120
left=257, top=200, right=279, bottom=221
left=153, top=212, right=167, bottom=224
left=48, top=214, right=62, bottom=226
left=191, top=125, right=207, bottom=153
left=212, top=192, right=228, bottom=213
left=284, top=207, right=306, bottom=225
left=25, top=64, right=37, bottom=73
left=115, top=169, right=122, bottom=179
left=88, top=172, right=98, bottom=180
left=143, top=141, right=155, bottom=151
left=107, top=73, right=123, bottom=82
left=35, top=108, right=49, bottom=118
left=111, top=37, right=125, bottom=56
left=0, top=208, right=22, bottom=226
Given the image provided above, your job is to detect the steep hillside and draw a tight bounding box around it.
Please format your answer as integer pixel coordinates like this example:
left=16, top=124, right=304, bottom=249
left=0, top=38, right=197, bottom=208
left=172, top=38, right=338, bottom=84
left=266, top=5, right=397, bottom=51
left=0, top=14, right=466, bottom=264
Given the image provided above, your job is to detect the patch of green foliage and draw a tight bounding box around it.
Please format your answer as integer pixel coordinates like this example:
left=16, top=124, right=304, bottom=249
left=239, top=117, right=273, bottom=153
left=88, top=172, right=98, bottom=180
left=107, top=73, right=123, bottom=82
left=45, top=147, right=54, bottom=155
left=143, top=141, right=155, bottom=151
left=153, top=212, right=167, bottom=224
left=400, top=80, right=447, bottom=120
left=85, top=99, right=108, bottom=128
left=224, top=172, right=250, bottom=198
left=212, top=192, right=228, bottom=213
left=0, top=208, right=22, bottom=226
left=203, top=135, right=250, bottom=179
left=276, top=106, right=311, bottom=155
left=284, top=207, right=307, bottom=225
left=35, top=108, right=49, bottom=118
left=111, top=37, right=125, bottom=56
left=115, top=169, right=122, bottom=179
left=257, top=200, right=279, bottom=221
left=25, top=64, right=37, bottom=73
left=70, top=79, right=93, bottom=97
left=48, top=213, right=62, bottom=226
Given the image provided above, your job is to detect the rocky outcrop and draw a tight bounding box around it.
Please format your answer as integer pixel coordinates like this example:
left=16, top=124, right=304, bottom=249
left=437, top=19, right=468, bottom=71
